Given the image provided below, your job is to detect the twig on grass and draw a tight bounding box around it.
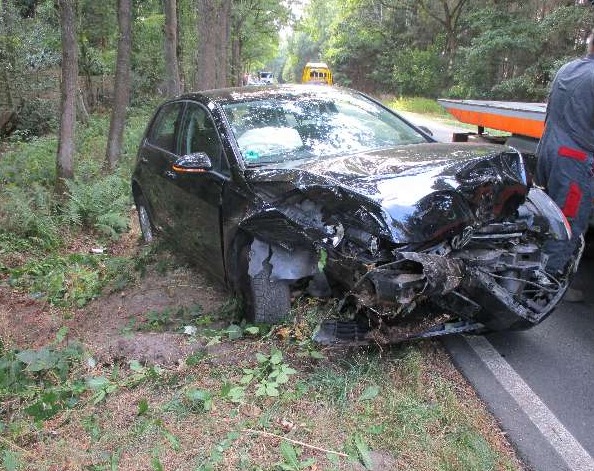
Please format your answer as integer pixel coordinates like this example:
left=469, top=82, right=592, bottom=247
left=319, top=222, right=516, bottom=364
left=0, top=435, right=34, bottom=457
left=242, top=428, right=349, bottom=457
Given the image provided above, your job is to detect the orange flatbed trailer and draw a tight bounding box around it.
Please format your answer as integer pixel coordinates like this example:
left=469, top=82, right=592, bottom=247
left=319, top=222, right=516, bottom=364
left=438, top=99, right=547, bottom=139
left=439, top=99, right=594, bottom=227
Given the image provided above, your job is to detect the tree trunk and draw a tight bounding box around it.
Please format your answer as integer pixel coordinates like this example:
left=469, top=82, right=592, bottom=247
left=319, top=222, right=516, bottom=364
left=418, top=0, right=470, bottom=71
left=231, top=35, right=241, bottom=86
left=55, top=0, right=78, bottom=197
left=195, top=0, right=231, bottom=89
left=77, top=87, right=90, bottom=125
left=195, top=0, right=217, bottom=89
left=163, top=0, right=181, bottom=96
left=230, top=1, right=245, bottom=86
left=0, top=3, right=15, bottom=108
left=105, top=0, right=132, bottom=171
left=176, top=0, right=185, bottom=90
left=216, top=0, right=231, bottom=87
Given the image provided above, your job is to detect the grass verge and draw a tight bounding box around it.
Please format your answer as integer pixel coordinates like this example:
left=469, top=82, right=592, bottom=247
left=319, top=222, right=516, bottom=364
left=386, top=96, right=451, bottom=117
left=0, top=318, right=522, bottom=470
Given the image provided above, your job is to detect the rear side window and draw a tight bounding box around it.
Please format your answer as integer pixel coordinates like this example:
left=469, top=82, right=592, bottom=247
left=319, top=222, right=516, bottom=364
left=147, top=103, right=183, bottom=153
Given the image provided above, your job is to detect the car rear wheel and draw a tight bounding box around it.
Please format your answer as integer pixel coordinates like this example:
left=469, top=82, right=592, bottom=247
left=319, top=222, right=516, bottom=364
left=136, top=195, right=154, bottom=243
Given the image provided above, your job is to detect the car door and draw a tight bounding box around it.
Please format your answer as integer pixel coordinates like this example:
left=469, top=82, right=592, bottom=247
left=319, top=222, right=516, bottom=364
left=136, top=101, right=185, bottom=230
left=167, top=101, right=230, bottom=282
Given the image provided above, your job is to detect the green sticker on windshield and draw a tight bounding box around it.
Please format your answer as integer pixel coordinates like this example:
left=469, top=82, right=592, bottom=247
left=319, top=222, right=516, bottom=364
left=244, top=149, right=260, bottom=161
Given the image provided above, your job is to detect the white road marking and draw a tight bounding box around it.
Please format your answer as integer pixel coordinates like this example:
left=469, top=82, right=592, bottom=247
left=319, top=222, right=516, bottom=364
left=464, top=335, right=594, bottom=471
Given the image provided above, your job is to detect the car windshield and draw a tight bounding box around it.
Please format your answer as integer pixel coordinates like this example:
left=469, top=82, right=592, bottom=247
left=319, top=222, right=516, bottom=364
left=221, top=89, right=429, bottom=166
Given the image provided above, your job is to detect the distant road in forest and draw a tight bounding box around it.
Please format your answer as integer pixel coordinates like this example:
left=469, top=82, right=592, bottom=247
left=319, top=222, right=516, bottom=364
left=396, top=110, right=470, bottom=143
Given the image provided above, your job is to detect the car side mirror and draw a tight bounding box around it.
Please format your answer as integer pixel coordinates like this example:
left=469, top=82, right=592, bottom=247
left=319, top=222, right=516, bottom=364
left=172, top=152, right=212, bottom=173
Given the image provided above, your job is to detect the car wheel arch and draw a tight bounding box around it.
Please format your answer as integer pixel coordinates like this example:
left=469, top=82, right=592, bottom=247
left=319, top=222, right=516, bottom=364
left=229, top=232, right=320, bottom=322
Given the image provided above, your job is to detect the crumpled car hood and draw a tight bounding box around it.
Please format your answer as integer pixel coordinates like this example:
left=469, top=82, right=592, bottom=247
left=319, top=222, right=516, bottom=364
left=245, top=142, right=528, bottom=244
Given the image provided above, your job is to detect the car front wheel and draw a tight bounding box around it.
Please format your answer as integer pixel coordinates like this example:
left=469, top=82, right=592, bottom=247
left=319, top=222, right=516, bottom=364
left=243, top=254, right=291, bottom=324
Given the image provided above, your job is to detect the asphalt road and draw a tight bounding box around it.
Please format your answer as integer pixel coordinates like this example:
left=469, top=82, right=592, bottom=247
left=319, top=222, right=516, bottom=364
left=488, top=265, right=594, bottom=467
left=400, top=110, right=594, bottom=470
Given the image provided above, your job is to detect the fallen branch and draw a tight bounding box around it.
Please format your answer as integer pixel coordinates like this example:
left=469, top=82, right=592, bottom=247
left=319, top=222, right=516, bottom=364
left=242, top=428, right=349, bottom=457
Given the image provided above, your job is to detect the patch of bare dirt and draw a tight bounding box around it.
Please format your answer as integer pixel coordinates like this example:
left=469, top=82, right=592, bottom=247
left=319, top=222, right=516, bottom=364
left=0, top=218, right=231, bottom=366
left=0, top=287, right=65, bottom=349
left=73, top=266, right=230, bottom=364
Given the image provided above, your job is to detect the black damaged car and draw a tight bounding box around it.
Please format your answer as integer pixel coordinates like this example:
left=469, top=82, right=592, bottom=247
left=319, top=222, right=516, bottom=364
left=131, top=85, right=579, bottom=344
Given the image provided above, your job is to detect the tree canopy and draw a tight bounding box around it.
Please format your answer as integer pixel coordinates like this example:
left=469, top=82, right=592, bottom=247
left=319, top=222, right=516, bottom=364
left=2, top=0, right=594, bottom=146
left=286, top=0, right=594, bottom=99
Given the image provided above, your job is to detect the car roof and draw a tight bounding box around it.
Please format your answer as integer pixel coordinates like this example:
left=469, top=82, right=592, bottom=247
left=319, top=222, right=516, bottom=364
left=177, top=84, right=358, bottom=106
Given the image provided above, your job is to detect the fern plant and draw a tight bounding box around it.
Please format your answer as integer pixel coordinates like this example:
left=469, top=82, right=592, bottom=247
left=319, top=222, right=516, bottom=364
left=0, top=183, right=61, bottom=248
left=0, top=137, right=58, bottom=187
left=63, top=172, right=131, bottom=238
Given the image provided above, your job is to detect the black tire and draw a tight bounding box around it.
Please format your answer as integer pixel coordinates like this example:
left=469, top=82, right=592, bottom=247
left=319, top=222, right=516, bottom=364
left=135, top=195, right=154, bottom=243
left=246, top=259, right=291, bottom=324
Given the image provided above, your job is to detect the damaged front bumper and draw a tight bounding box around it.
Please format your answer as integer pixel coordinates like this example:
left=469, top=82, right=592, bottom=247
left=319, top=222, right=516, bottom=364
left=242, top=185, right=574, bottom=345
left=316, top=234, right=571, bottom=345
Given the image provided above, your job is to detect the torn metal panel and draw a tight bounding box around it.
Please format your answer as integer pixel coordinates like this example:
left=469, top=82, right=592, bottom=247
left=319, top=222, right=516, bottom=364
left=247, top=238, right=270, bottom=278
left=399, top=252, right=464, bottom=295
left=269, top=246, right=318, bottom=281
left=247, top=237, right=318, bottom=281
